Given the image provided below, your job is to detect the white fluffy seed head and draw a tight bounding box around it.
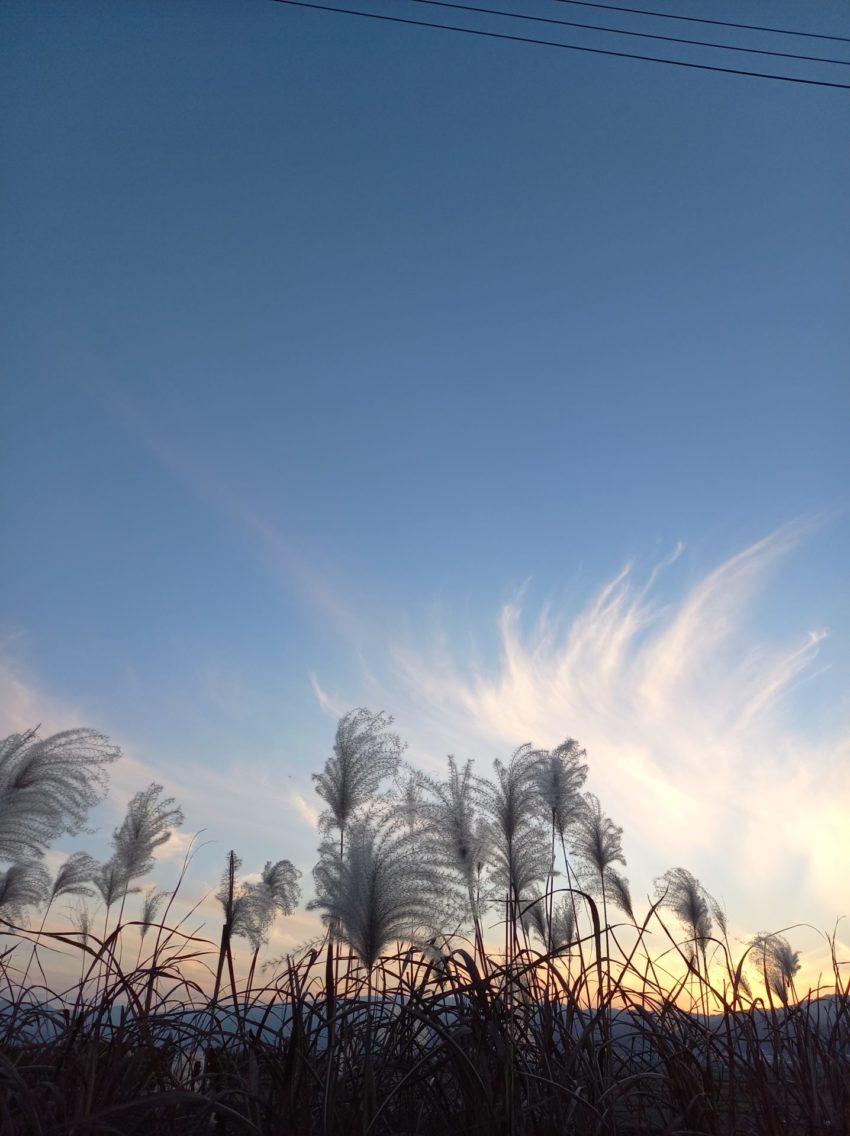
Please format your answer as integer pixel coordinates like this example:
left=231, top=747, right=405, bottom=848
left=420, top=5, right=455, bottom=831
left=418, top=756, right=488, bottom=904
left=532, top=739, right=588, bottom=838
left=139, top=887, right=167, bottom=943
left=113, top=783, right=184, bottom=883
left=0, top=728, right=119, bottom=861
left=309, top=810, right=445, bottom=971
left=217, top=852, right=302, bottom=951
left=604, top=868, right=635, bottom=922
left=750, top=932, right=801, bottom=1003
left=312, top=709, right=404, bottom=836
left=482, top=745, right=550, bottom=902
left=50, top=851, right=99, bottom=903
left=655, top=867, right=714, bottom=945
left=522, top=894, right=576, bottom=951
left=0, top=860, right=50, bottom=919
left=571, top=793, right=626, bottom=879
left=94, top=857, right=139, bottom=909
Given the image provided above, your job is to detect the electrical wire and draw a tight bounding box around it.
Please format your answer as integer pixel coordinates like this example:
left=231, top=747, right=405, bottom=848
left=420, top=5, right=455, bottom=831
left=273, top=0, right=850, bottom=89
left=409, top=0, right=850, bottom=67
left=549, top=0, right=850, bottom=45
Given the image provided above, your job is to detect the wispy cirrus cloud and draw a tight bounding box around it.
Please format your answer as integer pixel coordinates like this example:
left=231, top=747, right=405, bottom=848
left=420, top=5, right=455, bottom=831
left=359, top=524, right=848, bottom=960
left=309, top=671, right=347, bottom=720
left=99, top=383, right=358, bottom=637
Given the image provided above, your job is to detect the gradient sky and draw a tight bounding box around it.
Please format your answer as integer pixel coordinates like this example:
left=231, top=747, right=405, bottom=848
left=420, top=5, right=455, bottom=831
left=2, top=0, right=849, bottom=984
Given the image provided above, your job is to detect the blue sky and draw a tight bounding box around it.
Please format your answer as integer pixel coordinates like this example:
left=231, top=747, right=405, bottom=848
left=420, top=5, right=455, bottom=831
left=2, top=0, right=849, bottom=981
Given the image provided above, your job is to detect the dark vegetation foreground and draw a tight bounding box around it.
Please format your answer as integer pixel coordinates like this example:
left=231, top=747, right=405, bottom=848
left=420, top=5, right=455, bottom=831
left=1, top=933, right=849, bottom=1136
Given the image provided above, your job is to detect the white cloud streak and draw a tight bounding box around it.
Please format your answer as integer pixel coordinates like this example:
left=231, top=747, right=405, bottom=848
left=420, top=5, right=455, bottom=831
left=309, top=671, right=347, bottom=719
left=377, top=526, right=849, bottom=954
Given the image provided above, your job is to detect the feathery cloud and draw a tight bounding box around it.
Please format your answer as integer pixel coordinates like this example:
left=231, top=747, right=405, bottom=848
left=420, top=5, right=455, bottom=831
left=374, top=527, right=847, bottom=947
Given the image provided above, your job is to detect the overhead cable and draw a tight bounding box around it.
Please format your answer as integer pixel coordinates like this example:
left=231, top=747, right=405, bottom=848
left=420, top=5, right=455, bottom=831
left=409, top=0, right=850, bottom=67
left=550, top=0, right=850, bottom=44
left=273, top=0, right=850, bottom=89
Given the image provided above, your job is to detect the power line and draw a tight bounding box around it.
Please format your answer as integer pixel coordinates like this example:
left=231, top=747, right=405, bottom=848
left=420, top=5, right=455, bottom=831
left=409, top=0, right=850, bottom=67
left=274, top=0, right=850, bottom=89
left=550, top=0, right=850, bottom=45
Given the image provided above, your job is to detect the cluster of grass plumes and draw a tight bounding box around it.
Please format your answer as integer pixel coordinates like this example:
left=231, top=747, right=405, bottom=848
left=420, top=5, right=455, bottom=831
left=1, top=712, right=849, bottom=1134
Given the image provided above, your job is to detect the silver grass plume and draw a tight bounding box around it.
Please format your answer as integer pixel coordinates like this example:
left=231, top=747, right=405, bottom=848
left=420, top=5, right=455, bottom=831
left=94, top=858, right=139, bottom=910
left=139, top=888, right=166, bottom=945
left=0, top=728, right=119, bottom=860
left=418, top=757, right=488, bottom=919
left=482, top=745, right=550, bottom=904
left=217, top=850, right=245, bottom=924
left=312, top=709, right=404, bottom=838
left=48, top=852, right=99, bottom=904
left=488, top=827, right=552, bottom=908
left=216, top=855, right=301, bottom=952
left=522, top=894, right=576, bottom=952
left=309, top=811, right=443, bottom=971
left=0, top=861, right=50, bottom=919
left=654, top=867, right=714, bottom=951
left=604, top=869, right=635, bottom=922
left=750, top=932, right=801, bottom=1004
left=710, top=896, right=728, bottom=937
left=571, top=793, right=626, bottom=880
left=393, top=768, right=427, bottom=835
left=532, top=739, right=588, bottom=839
left=70, top=901, right=93, bottom=945
left=255, top=859, right=301, bottom=918
left=521, top=894, right=548, bottom=946
left=113, top=783, right=184, bottom=883
left=216, top=852, right=260, bottom=947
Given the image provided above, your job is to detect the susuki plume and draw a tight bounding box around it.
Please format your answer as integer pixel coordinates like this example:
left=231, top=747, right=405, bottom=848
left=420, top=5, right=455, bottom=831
left=571, top=792, right=626, bottom=879
left=0, top=728, right=119, bottom=861
left=312, top=709, right=404, bottom=837
left=93, top=858, right=138, bottom=910
left=0, top=860, right=51, bottom=918
left=255, top=859, right=301, bottom=918
left=750, top=932, right=801, bottom=1004
left=419, top=756, right=488, bottom=911
left=532, top=739, right=588, bottom=839
left=69, top=900, right=93, bottom=944
left=90, top=784, right=184, bottom=915
left=522, top=894, right=576, bottom=952
left=604, top=868, right=635, bottom=922
left=48, top=852, right=99, bottom=904
left=655, top=867, right=715, bottom=949
left=309, top=811, right=442, bottom=971
left=393, top=767, right=427, bottom=835
left=218, top=853, right=264, bottom=950
left=112, top=783, right=184, bottom=883
left=482, top=745, right=549, bottom=902
left=139, top=888, right=166, bottom=945
left=216, top=854, right=301, bottom=951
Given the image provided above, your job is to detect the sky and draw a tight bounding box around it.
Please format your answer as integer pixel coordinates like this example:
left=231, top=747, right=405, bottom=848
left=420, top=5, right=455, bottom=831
left=2, top=0, right=849, bottom=987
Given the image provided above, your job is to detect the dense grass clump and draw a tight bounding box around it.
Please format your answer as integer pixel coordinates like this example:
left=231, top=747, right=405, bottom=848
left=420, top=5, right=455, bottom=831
left=1, top=714, right=848, bottom=1134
